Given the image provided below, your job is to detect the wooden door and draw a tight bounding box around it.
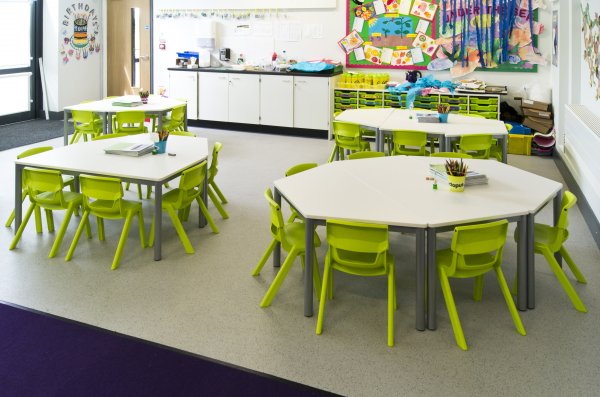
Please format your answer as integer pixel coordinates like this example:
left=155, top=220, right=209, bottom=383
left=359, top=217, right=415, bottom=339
left=107, top=0, right=150, bottom=96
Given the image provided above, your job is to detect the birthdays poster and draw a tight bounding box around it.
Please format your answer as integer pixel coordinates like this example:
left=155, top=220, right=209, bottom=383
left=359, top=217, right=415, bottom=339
left=344, top=0, right=438, bottom=69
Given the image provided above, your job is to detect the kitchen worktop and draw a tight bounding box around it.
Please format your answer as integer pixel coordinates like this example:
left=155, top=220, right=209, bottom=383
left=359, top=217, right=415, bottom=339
left=168, top=66, right=342, bottom=77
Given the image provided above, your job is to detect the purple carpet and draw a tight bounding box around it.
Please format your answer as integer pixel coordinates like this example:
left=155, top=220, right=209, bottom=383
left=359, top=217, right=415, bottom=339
left=0, top=302, right=336, bottom=396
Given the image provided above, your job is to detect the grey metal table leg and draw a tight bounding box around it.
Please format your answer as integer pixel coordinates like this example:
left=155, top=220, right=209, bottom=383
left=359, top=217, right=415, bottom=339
left=444, top=137, right=451, bottom=153
left=157, top=111, right=163, bottom=132
left=501, top=135, right=508, bottom=163
left=416, top=228, right=426, bottom=331
left=107, top=112, right=113, bottom=133
left=63, top=110, right=69, bottom=146
left=527, top=213, right=535, bottom=309
left=377, top=129, right=384, bottom=153
left=14, top=164, right=23, bottom=232
left=438, top=134, right=446, bottom=152
left=272, top=188, right=281, bottom=268
left=553, top=189, right=563, bottom=266
left=184, top=105, right=188, bottom=131
left=427, top=227, right=437, bottom=330
left=154, top=182, right=162, bottom=261
left=304, top=218, right=315, bottom=317
left=102, top=113, right=107, bottom=135
left=517, top=215, right=528, bottom=310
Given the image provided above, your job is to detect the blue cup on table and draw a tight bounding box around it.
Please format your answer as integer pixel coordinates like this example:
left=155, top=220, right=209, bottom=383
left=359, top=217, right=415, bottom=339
left=154, top=140, right=167, bottom=154
left=438, top=113, right=449, bottom=123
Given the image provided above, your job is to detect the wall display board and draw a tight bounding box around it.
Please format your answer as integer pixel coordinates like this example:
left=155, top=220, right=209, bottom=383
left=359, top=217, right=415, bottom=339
left=343, top=0, right=543, bottom=76
left=582, top=2, right=600, bottom=100
left=59, top=0, right=101, bottom=64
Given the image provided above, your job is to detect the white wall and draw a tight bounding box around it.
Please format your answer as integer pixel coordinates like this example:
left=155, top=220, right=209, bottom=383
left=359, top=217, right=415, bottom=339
left=43, top=0, right=103, bottom=112
left=153, top=0, right=552, bottom=107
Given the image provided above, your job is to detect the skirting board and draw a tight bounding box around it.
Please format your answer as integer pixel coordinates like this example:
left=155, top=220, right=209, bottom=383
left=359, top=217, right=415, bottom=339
left=189, top=120, right=327, bottom=139
left=555, top=153, right=600, bottom=250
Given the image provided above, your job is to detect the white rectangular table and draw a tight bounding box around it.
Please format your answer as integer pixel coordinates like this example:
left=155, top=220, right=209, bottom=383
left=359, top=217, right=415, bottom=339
left=274, top=157, right=562, bottom=330
left=63, top=96, right=187, bottom=146
left=14, top=135, right=209, bottom=260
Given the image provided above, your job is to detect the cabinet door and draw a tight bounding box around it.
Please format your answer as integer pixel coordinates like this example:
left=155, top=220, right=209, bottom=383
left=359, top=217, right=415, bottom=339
left=169, top=71, right=198, bottom=119
left=198, top=72, right=229, bottom=122
left=294, top=77, right=330, bottom=130
left=260, top=75, right=294, bottom=127
left=228, top=74, right=260, bottom=124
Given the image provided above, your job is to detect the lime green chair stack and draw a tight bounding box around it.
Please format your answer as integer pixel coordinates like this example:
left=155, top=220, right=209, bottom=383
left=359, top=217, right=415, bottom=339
left=328, top=121, right=371, bottom=162
left=455, top=134, right=493, bottom=159
left=316, top=220, right=396, bottom=347
left=207, top=142, right=229, bottom=220
left=515, top=191, right=587, bottom=312
left=10, top=168, right=89, bottom=258
left=436, top=220, right=525, bottom=350
left=285, top=163, right=318, bottom=222
left=66, top=175, right=146, bottom=270
left=149, top=161, right=219, bottom=254
left=113, top=111, right=148, bottom=135
left=391, top=130, right=429, bottom=156
left=70, top=109, right=103, bottom=144
left=5, top=147, right=75, bottom=229
left=252, top=188, right=322, bottom=307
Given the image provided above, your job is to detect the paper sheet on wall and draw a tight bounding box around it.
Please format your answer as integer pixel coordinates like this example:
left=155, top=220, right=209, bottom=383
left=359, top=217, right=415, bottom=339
left=234, top=25, right=252, bottom=36
left=373, top=0, right=386, bottom=15
left=253, top=23, right=273, bottom=37
left=416, top=20, right=430, bottom=34
left=276, top=23, right=290, bottom=41
left=354, top=47, right=366, bottom=61
left=398, top=0, right=412, bottom=15
left=381, top=47, right=393, bottom=64
left=410, top=0, right=438, bottom=21
left=289, top=23, right=302, bottom=42
left=411, top=47, right=424, bottom=63
left=352, top=17, right=365, bottom=33
left=311, top=24, right=323, bottom=39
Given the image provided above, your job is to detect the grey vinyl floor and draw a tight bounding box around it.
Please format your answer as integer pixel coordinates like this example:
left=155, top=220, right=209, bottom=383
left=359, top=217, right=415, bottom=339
left=1, top=128, right=599, bottom=396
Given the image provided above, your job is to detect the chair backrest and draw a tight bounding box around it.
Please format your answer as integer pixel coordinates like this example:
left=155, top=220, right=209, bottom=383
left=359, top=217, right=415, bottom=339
left=285, top=163, right=318, bottom=176
left=172, top=161, right=208, bottom=208
left=447, top=220, right=509, bottom=276
left=114, top=111, right=146, bottom=134
left=23, top=167, right=67, bottom=207
left=264, top=187, right=286, bottom=243
left=208, top=142, right=223, bottom=183
left=17, top=146, right=52, bottom=159
left=169, top=105, right=186, bottom=124
left=548, top=191, right=577, bottom=249
left=458, top=134, right=493, bottom=159
left=430, top=152, right=473, bottom=159
left=72, top=109, right=98, bottom=125
left=80, top=174, right=126, bottom=217
left=333, top=121, right=363, bottom=151
left=392, top=130, right=428, bottom=156
left=348, top=151, right=385, bottom=160
left=92, top=133, right=131, bottom=140
left=326, top=220, right=390, bottom=274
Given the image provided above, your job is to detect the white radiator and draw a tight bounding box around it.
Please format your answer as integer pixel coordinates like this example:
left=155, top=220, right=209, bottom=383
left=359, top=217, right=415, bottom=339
left=563, top=105, right=600, bottom=222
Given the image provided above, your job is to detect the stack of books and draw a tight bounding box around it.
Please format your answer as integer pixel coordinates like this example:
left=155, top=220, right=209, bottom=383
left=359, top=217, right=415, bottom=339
left=416, top=113, right=440, bottom=123
left=111, top=98, right=143, bottom=107
left=104, top=142, right=155, bottom=157
left=429, top=164, right=488, bottom=186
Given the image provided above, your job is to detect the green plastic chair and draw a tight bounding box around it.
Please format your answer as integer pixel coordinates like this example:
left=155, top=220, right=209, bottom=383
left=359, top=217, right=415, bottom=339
left=160, top=104, right=186, bottom=132
left=392, top=130, right=429, bottom=156
left=148, top=160, right=219, bottom=254
left=455, top=134, right=493, bottom=159
left=70, top=109, right=103, bottom=144
left=9, top=168, right=88, bottom=258
left=429, top=152, right=473, bottom=159
left=285, top=163, right=318, bottom=222
left=207, top=142, right=229, bottom=220
left=328, top=121, right=371, bottom=162
left=113, top=111, right=148, bottom=135
left=65, top=174, right=146, bottom=270
left=514, top=191, right=587, bottom=312
left=92, top=132, right=130, bottom=140
left=6, top=147, right=75, bottom=229
left=316, top=220, right=396, bottom=346
left=437, top=219, right=525, bottom=350
left=348, top=151, right=385, bottom=160
left=252, top=188, right=322, bottom=307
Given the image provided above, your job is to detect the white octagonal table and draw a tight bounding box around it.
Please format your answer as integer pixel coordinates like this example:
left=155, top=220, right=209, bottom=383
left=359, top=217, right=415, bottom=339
left=273, top=156, right=563, bottom=330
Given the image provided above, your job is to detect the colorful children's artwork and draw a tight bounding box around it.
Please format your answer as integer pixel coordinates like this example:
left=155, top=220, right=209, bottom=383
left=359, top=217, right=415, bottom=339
left=412, top=32, right=438, bottom=56
left=411, top=47, right=425, bottom=63
left=364, top=44, right=383, bottom=64
left=410, top=0, right=438, bottom=22
left=384, top=0, right=400, bottom=13
left=391, top=49, right=413, bottom=65
left=354, top=1, right=385, bottom=20
left=338, top=30, right=364, bottom=53
left=582, top=2, right=600, bottom=99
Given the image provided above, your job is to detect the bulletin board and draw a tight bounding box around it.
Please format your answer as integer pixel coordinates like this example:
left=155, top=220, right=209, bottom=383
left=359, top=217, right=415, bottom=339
left=344, top=0, right=438, bottom=69
left=343, top=0, right=543, bottom=75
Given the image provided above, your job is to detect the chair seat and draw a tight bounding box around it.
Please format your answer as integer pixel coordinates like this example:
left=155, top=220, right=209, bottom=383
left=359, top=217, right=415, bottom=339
left=437, top=249, right=496, bottom=278
left=88, top=199, right=142, bottom=219
left=282, top=222, right=321, bottom=250
left=35, top=191, right=82, bottom=210
left=533, top=223, right=565, bottom=252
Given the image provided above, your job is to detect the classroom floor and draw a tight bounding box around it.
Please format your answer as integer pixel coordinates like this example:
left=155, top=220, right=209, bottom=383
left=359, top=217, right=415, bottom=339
left=1, top=128, right=599, bottom=396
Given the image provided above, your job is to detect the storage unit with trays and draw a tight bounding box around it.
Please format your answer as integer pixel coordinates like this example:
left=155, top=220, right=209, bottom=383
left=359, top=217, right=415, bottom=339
left=333, top=88, right=501, bottom=119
